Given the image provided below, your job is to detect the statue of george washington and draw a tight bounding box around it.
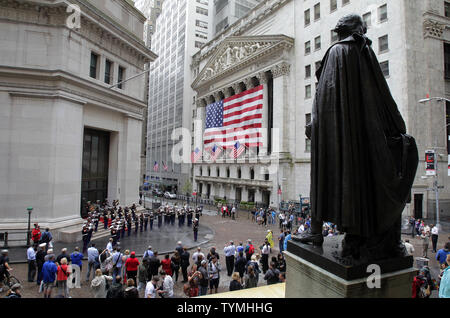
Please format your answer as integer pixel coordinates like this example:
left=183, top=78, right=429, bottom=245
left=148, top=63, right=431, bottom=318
left=295, top=14, right=419, bottom=261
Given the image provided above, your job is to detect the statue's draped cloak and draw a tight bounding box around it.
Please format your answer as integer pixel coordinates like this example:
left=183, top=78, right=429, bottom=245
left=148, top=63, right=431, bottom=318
left=311, top=34, right=418, bottom=238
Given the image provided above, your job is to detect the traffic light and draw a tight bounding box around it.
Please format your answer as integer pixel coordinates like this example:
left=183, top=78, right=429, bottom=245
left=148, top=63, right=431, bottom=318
left=425, top=150, right=436, bottom=176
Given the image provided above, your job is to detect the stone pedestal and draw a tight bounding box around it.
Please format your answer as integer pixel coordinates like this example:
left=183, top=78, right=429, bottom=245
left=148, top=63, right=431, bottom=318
left=284, top=237, right=417, bottom=298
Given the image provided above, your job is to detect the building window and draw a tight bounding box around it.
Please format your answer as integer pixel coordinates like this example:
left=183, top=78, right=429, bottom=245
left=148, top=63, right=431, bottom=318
left=237, top=168, right=241, bottom=179
left=378, top=35, right=389, bottom=53
left=330, top=0, right=337, bottom=12
left=342, top=0, right=350, bottom=6
left=305, top=41, right=311, bottom=55
left=217, top=168, right=220, bottom=177
left=250, top=168, right=255, bottom=180
left=380, top=61, right=389, bottom=77
left=197, top=0, right=208, bottom=5
left=90, top=52, right=99, bottom=79
left=196, top=20, right=208, bottom=29
left=104, top=59, right=113, bottom=84
left=363, top=12, right=372, bottom=28
left=446, top=1, right=450, bottom=18
left=305, top=65, right=311, bottom=79
left=445, top=43, right=450, bottom=79
left=208, top=168, right=211, bottom=176
left=227, top=168, right=230, bottom=178
left=314, top=3, right=320, bottom=20
left=315, top=36, right=321, bottom=51
left=196, top=6, right=208, bottom=16
left=378, top=4, right=388, bottom=22
left=215, top=0, right=228, bottom=14
left=118, top=66, right=125, bottom=89
left=305, top=85, right=312, bottom=99
left=331, top=30, right=338, bottom=43
left=305, top=9, right=311, bottom=26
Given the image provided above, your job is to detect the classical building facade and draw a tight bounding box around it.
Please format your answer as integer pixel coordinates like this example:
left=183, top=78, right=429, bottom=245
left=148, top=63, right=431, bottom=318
left=0, top=0, right=156, bottom=238
left=191, top=0, right=450, bottom=222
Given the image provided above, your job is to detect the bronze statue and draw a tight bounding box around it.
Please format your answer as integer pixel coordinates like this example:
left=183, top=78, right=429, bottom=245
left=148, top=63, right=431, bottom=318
left=296, top=14, right=418, bottom=261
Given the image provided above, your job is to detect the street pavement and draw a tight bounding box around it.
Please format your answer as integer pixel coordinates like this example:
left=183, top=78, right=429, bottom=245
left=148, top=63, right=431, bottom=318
left=2, top=207, right=448, bottom=298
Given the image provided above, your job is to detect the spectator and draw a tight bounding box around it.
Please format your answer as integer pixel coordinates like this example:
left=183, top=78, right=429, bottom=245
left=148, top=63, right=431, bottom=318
left=431, top=224, right=439, bottom=253
left=111, top=247, right=123, bottom=284
left=234, top=251, right=247, bottom=284
left=404, top=239, right=415, bottom=256
left=224, top=241, right=236, bottom=277
left=439, top=255, right=450, bottom=298
left=198, top=260, right=209, bottom=296
left=124, top=252, right=140, bottom=285
left=436, top=242, right=450, bottom=266
left=208, top=255, right=221, bottom=295
left=229, top=272, right=243, bottom=291
left=246, top=255, right=261, bottom=282
left=26, top=244, right=37, bottom=283
left=56, top=248, right=71, bottom=265
left=143, top=245, right=154, bottom=260
left=186, top=265, right=200, bottom=298
left=91, top=269, right=112, bottom=298
left=159, top=270, right=174, bottom=298
left=276, top=253, right=286, bottom=273
left=86, top=244, right=99, bottom=282
left=261, top=239, right=271, bottom=274
left=41, top=254, right=57, bottom=298
left=264, top=262, right=280, bottom=285
left=107, top=275, right=124, bottom=298
left=36, top=244, right=46, bottom=286
left=284, top=231, right=292, bottom=251
left=124, top=278, right=139, bottom=298
left=180, top=247, right=190, bottom=283
left=244, top=240, right=255, bottom=262
left=99, top=249, right=113, bottom=275
left=278, top=230, right=285, bottom=252
left=56, top=258, right=70, bottom=298
left=421, top=230, right=430, bottom=258
left=145, top=276, right=159, bottom=299
left=161, top=254, right=173, bottom=277
left=244, top=265, right=258, bottom=289
left=148, top=251, right=161, bottom=281
left=171, top=251, right=181, bottom=282
left=192, top=247, right=205, bottom=264
left=137, top=258, right=148, bottom=292
left=70, top=247, right=84, bottom=273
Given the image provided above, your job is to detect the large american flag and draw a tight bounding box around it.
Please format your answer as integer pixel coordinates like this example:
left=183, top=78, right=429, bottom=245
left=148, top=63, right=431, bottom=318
left=204, top=85, right=264, bottom=149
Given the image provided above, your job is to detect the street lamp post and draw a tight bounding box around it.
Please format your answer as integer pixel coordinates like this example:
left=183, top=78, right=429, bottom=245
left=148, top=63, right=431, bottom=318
left=418, top=97, right=450, bottom=230
left=26, top=207, right=33, bottom=247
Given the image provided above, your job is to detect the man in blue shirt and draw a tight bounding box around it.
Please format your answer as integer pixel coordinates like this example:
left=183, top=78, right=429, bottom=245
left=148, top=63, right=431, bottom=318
left=70, top=247, right=84, bottom=273
left=436, top=242, right=450, bottom=265
left=86, top=243, right=99, bottom=282
left=111, top=247, right=123, bottom=283
left=42, top=254, right=57, bottom=298
left=283, top=231, right=292, bottom=251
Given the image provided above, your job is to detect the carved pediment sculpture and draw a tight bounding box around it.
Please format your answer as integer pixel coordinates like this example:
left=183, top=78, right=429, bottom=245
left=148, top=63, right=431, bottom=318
left=193, top=35, right=294, bottom=90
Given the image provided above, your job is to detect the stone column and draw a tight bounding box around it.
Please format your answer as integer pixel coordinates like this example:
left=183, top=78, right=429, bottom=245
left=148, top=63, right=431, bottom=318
left=232, top=82, right=244, bottom=94
left=242, top=186, right=249, bottom=202
left=255, top=188, right=263, bottom=204
left=256, top=72, right=269, bottom=155
left=213, top=91, right=222, bottom=102
left=271, top=62, right=291, bottom=154
left=196, top=98, right=207, bottom=159
left=244, top=77, right=255, bottom=90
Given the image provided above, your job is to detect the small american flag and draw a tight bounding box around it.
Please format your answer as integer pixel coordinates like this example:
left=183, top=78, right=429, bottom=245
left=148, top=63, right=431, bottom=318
left=204, top=85, right=264, bottom=149
left=162, top=161, right=168, bottom=171
left=209, top=145, right=222, bottom=163
left=230, top=141, right=246, bottom=159
left=153, top=161, right=159, bottom=172
left=191, top=148, right=202, bottom=163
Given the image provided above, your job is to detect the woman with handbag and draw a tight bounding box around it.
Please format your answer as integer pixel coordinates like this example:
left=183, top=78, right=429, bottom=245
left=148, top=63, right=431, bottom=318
left=91, top=269, right=113, bottom=298
left=56, top=258, right=70, bottom=298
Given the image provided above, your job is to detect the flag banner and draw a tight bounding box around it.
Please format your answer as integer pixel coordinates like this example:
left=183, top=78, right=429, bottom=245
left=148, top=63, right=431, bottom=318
left=209, top=145, right=223, bottom=163
left=204, top=85, right=264, bottom=149
left=425, top=150, right=436, bottom=176
left=163, top=161, right=168, bottom=171
left=229, top=141, right=246, bottom=159
left=191, top=147, right=202, bottom=163
left=153, top=161, right=159, bottom=172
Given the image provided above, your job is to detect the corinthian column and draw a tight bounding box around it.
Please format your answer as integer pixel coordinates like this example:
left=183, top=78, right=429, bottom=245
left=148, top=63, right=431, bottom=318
left=271, top=62, right=291, bottom=155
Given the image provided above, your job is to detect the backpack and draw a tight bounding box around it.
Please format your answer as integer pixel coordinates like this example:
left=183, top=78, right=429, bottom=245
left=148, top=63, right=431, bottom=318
left=248, top=245, right=255, bottom=255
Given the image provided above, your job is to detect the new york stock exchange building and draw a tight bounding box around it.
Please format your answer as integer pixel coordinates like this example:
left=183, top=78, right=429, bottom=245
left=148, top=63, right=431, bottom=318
left=190, top=0, right=448, bottom=222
